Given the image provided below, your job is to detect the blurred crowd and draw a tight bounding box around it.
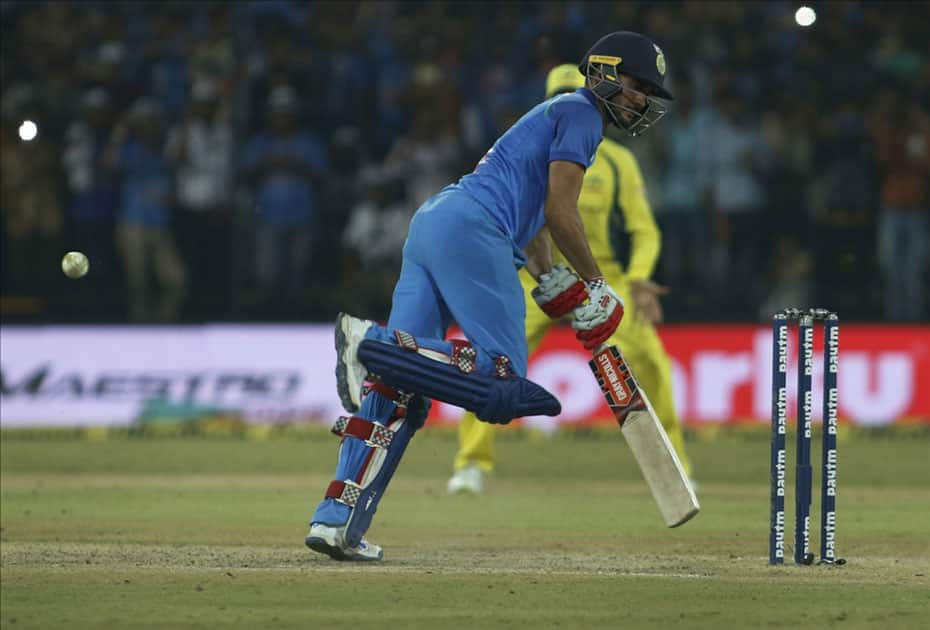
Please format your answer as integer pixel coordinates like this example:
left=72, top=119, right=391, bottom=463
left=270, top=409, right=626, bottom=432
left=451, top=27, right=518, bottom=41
left=1, top=0, right=928, bottom=324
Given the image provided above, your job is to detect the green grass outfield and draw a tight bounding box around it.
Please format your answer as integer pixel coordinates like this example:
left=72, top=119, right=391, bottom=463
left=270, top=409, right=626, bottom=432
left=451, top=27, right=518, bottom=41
left=2, top=426, right=928, bottom=629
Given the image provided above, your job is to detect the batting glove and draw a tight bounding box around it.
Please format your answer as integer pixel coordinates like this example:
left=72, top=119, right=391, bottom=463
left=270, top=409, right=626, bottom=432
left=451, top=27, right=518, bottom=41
left=531, top=264, right=588, bottom=319
left=571, top=277, right=624, bottom=350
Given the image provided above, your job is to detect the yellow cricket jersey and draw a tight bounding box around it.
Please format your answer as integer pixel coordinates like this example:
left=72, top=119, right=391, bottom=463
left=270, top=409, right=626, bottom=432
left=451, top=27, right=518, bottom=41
left=552, top=137, right=660, bottom=281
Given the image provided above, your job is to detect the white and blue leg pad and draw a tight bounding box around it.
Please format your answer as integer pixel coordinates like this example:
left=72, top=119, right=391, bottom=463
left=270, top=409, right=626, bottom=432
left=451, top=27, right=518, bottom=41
left=343, top=392, right=429, bottom=547
left=310, top=384, right=429, bottom=546
left=357, top=335, right=561, bottom=424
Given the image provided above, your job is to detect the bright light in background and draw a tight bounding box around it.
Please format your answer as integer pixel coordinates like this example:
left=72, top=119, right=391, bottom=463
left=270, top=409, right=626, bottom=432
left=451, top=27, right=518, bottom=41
left=18, top=120, right=37, bottom=141
left=795, top=6, right=817, bottom=27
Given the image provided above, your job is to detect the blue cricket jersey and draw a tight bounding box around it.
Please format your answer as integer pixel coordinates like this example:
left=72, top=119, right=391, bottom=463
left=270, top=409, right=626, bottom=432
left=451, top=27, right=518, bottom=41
left=451, top=88, right=604, bottom=255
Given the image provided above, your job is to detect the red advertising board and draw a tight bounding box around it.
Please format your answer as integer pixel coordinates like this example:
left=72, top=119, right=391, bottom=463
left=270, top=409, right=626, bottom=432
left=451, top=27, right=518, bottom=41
left=429, top=324, right=930, bottom=427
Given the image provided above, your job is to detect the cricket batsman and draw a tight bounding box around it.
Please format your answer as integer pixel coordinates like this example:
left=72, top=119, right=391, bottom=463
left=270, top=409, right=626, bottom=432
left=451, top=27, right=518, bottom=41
left=447, top=64, right=694, bottom=494
left=306, top=32, right=674, bottom=561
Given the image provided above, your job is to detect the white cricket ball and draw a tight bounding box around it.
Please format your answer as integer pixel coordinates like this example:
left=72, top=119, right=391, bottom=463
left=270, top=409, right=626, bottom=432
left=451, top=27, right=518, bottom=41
left=61, top=251, right=90, bottom=279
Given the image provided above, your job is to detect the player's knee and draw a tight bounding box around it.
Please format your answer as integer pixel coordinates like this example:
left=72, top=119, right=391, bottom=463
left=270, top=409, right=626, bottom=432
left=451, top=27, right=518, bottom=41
left=405, top=394, right=431, bottom=430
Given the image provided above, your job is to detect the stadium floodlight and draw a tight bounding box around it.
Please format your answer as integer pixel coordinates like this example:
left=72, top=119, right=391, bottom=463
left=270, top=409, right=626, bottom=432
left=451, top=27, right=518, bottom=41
left=795, top=6, right=817, bottom=27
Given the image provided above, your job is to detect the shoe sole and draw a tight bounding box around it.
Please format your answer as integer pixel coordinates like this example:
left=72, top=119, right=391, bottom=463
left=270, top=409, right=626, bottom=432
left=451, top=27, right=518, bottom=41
left=305, top=536, right=384, bottom=562
left=305, top=535, right=350, bottom=561
left=334, top=313, right=360, bottom=413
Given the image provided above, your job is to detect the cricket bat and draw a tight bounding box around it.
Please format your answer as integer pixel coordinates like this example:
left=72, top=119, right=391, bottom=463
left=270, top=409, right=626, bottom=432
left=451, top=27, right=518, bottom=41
left=589, top=344, right=700, bottom=527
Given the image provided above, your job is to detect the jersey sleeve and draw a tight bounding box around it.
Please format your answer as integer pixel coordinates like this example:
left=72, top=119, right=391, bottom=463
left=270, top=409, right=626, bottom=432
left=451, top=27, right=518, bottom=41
left=547, top=99, right=603, bottom=169
left=615, top=147, right=661, bottom=280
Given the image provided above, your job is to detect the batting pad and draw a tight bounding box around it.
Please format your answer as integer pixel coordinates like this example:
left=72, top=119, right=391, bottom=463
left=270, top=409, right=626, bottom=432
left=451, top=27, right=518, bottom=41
left=342, top=411, right=417, bottom=547
left=358, top=339, right=561, bottom=424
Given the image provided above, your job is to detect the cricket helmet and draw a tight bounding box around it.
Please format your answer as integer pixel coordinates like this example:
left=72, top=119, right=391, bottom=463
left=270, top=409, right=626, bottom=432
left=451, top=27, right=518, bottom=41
left=579, top=31, right=673, bottom=135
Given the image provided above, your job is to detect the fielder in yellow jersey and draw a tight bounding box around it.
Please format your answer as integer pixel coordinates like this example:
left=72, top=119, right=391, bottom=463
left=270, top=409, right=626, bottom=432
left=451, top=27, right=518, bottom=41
left=447, top=64, right=693, bottom=494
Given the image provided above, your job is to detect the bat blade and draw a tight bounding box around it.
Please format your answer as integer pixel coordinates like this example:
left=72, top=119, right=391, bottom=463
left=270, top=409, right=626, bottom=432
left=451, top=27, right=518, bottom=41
left=589, top=344, right=700, bottom=527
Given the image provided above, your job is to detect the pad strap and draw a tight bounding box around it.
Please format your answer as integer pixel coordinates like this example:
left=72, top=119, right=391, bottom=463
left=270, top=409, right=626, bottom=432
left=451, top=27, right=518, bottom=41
left=325, top=479, right=363, bottom=506
left=331, top=416, right=394, bottom=449
left=495, top=355, right=513, bottom=377
left=450, top=340, right=478, bottom=374
left=395, top=329, right=478, bottom=375
left=365, top=381, right=412, bottom=414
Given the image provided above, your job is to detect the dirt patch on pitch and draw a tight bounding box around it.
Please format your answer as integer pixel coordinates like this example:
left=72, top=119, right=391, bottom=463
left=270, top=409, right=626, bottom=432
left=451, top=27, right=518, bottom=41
left=3, top=542, right=927, bottom=586
left=0, top=541, right=708, bottom=577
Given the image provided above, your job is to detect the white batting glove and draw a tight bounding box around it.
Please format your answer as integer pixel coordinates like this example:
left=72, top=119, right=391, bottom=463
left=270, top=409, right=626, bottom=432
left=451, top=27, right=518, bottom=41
left=531, top=264, right=588, bottom=318
left=571, top=277, right=625, bottom=350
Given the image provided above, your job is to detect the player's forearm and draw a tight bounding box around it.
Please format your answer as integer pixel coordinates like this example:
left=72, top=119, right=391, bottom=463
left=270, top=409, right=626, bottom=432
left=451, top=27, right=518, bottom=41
left=626, top=230, right=661, bottom=280
left=545, top=205, right=602, bottom=281
left=619, top=180, right=661, bottom=280
left=524, top=226, right=553, bottom=281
